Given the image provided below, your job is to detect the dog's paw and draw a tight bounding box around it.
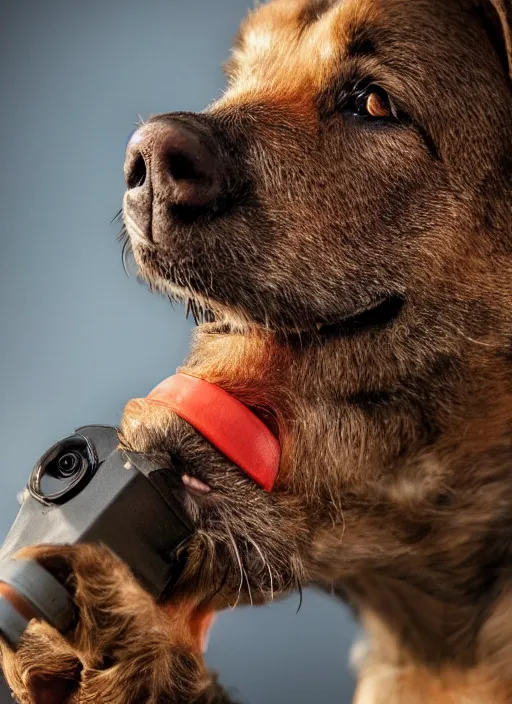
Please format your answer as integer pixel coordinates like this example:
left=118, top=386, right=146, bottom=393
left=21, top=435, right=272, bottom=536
left=119, top=396, right=308, bottom=603
left=0, top=543, right=222, bottom=704
left=0, top=393, right=303, bottom=704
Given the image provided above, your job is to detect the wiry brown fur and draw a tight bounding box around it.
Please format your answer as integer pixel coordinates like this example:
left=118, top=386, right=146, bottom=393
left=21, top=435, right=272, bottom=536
left=0, top=544, right=233, bottom=703
left=3, top=0, right=512, bottom=701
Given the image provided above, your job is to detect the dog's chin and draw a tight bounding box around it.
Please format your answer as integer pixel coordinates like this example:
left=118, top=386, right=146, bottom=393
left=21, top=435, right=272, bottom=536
left=236, top=296, right=406, bottom=343
left=138, top=268, right=404, bottom=341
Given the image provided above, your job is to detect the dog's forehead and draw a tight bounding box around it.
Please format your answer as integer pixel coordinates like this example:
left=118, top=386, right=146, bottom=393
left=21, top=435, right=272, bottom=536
left=238, top=0, right=366, bottom=63
left=218, top=0, right=482, bottom=116
left=221, top=0, right=376, bottom=108
left=221, top=0, right=454, bottom=106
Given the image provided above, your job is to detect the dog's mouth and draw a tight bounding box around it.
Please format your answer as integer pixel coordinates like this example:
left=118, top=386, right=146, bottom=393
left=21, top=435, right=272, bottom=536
left=121, top=225, right=405, bottom=341
left=194, top=294, right=405, bottom=342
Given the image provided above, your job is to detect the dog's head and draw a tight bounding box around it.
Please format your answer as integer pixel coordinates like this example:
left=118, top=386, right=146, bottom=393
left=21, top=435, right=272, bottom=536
left=124, top=0, right=511, bottom=334
left=122, top=0, right=512, bottom=666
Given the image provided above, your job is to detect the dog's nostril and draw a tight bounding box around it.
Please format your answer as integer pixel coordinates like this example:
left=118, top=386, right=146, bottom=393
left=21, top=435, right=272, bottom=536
left=168, top=151, right=203, bottom=182
left=123, top=120, right=222, bottom=214
left=126, top=152, right=147, bottom=190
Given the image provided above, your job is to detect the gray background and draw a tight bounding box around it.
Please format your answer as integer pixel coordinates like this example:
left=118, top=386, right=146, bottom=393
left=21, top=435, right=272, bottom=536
left=0, top=1, right=357, bottom=701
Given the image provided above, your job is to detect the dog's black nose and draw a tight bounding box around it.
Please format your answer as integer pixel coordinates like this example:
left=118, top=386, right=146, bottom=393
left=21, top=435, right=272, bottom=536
left=124, top=118, right=221, bottom=235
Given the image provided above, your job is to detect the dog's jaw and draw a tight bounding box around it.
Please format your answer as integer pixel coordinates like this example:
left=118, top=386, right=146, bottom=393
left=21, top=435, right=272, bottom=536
left=125, top=232, right=407, bottom=344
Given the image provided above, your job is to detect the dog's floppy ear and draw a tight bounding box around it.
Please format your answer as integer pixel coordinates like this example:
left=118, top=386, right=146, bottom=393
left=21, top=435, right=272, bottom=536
left=476, top=0, right=512, bottom=79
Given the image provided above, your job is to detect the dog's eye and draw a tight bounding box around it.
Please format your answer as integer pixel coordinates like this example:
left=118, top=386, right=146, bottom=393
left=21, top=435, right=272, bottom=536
left=351, top=86, right=394, bottom=119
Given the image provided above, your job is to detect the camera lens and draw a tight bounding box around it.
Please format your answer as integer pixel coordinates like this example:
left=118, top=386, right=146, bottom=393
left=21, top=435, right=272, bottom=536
left=56, top=452, right=82, bottom=477
left=29, top=435, right=97, bottom=504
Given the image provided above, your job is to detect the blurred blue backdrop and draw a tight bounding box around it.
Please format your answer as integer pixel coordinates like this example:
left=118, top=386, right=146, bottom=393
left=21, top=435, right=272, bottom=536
left=0, top=1, right=357, bottom=701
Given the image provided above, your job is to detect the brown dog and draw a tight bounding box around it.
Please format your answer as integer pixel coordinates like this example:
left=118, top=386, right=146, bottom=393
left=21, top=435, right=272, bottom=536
left=2, top=0, right=512, bottom=702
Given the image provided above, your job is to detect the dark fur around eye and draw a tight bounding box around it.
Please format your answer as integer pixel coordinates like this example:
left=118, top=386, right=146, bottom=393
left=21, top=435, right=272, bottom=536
left=318, top=80, right=441, bottom=160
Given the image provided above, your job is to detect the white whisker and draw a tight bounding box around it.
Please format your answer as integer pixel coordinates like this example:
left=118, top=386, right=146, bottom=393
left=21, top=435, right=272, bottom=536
left=223, top=519, right=244, bottom=609
left=247, top=535, right=274, bottom=603
left=243, top=567, right=253, bottom=606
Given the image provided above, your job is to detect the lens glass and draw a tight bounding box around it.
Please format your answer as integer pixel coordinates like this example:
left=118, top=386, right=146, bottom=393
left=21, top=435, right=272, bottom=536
left=30, top=435, right=96, bottom=503
left=56, top=451, right=82, bottom=477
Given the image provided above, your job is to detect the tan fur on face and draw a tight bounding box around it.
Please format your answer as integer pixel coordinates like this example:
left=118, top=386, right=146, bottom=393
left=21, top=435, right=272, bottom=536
left=4, top=1, right=512, bottom=702
left=223, top=0, right=376, bottom=105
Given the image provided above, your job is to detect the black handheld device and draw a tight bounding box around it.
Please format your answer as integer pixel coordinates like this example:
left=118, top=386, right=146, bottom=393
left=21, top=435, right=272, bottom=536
left=0, top=425, right=193, bottom=649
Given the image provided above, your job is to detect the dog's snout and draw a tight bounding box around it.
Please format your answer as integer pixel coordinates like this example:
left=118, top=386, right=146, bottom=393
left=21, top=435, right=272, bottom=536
left=124, top=120, right=221, bottom=238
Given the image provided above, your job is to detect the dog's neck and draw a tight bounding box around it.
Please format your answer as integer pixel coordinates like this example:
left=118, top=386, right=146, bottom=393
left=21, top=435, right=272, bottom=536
left=319, top=387, right=512, bottom=680
left=303, top=351, right=512, bottom=677
left=185, top=320, right=512, bottom=679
